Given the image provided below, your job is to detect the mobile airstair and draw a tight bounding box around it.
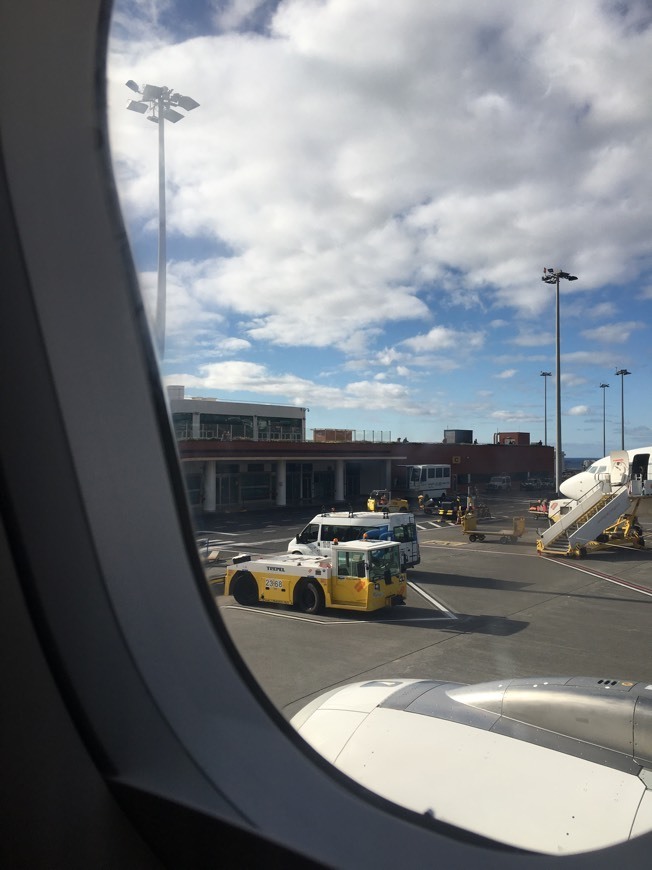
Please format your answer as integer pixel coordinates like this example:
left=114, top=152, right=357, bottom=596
left=536, top=479, right=632, bottom=557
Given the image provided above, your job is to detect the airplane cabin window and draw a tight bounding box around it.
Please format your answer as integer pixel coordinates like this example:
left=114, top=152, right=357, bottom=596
left=3, top=0, right=645, bottom=864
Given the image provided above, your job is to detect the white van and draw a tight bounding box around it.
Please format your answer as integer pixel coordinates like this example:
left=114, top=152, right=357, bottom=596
left=288, top=510, right=420, bottom=568
left=486, top=475, right=511, bottom=491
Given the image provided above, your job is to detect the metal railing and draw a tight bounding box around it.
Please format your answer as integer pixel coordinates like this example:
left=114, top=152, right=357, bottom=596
left=174, top=426, right=391, bottom=443
left=174, top=426, right=302, bottom=442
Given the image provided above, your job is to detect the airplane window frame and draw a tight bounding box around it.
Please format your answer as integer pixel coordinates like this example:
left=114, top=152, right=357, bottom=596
left=1, top=0, right=651, bottom=865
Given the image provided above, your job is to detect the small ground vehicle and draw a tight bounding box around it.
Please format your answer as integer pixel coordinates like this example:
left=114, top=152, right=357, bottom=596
left=367, top=489, right=409, bottom=512
left=462, top=514, right=526, bottom=544
left=288, top=509, right=420, bottom=568
left=396, top=463, right=451, bottom=502
left=520, top=478, right=543, bottom=491
left=418, top=493, right=442, bottom=514
left=485, top=475, right=511, bottom=492
left=528, top=499, right=550, bottom=515
left=225, top=539, right=407, bottom=614
left=420, top=493, right=491, bottom=519
left=437, top=495, right=469, bottom=519
left=195, top=531, right=221, bottom=564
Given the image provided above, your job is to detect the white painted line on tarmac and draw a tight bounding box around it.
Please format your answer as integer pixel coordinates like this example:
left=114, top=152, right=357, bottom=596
left=407, top=581, right=458, bottom=619
left=221, top=598, right=456, bottom=624
left=196, top=530, right=240, bottom=537
left=549, top=560, right=652, bottom=598
left=197, top=540, right=241, bottom=549
left=220, top=536, right=293, bottom=548
left=220, top=604, right=339, bottom=624
left=417, top=521, right=456, bottom=530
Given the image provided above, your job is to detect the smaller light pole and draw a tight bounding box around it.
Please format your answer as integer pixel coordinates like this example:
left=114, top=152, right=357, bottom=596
left=540, top=371, right=551, bottom=446
left=599, top=383, right=609, bottom=457
left=615, top=369, right=631, bottom=450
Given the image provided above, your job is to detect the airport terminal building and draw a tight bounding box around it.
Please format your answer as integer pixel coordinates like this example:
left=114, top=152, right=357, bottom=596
left=168, top=388, right=554, bottom=512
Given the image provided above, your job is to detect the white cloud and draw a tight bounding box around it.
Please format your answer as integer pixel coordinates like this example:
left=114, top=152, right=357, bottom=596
left=108, top=1, right=652, bottom=446
left=165, top=360, right=422, bottom=413
left=568, top=405, right=590, bottom=416
left=400, top=326, right=485, bottom=353
left=110, top=0, right=652, bottom=357
left=220, top=337, right=252, bottom=353
left=490, top=409, right=540, bottom=423
left=510, top=331, right=553, bottom=347
left=580, top=321, right=644, bottom=343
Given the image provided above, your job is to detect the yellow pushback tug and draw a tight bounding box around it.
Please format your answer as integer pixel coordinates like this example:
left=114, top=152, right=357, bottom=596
left=225, top=539, right=407, bottom=614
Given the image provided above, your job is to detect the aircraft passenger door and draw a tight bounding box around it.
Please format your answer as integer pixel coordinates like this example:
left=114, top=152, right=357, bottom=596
left=609, top=450, right=630, bottom=486
left=631, top=454, right=649, bottom=481
left=630, top=454, right=650, bottom=496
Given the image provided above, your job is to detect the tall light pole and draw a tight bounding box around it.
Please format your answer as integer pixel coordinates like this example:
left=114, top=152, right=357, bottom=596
left=542, top=268, right=578, bottom=494
left=615, top=369, right=631, bottom=450
left=599, top=383, right=609, bottom=457
left=126, top=81, right=199, bottom=357
left=540, top=371, right=551, bottom=446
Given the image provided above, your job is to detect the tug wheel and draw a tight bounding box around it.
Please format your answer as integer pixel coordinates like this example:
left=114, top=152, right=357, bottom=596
left=296, top=579, right=325, bottom=615
left=232, top=571, right=259, bottom=607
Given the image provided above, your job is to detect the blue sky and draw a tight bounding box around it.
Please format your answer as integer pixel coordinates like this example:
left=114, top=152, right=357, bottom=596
left=107, top=0, right=652, bottom=457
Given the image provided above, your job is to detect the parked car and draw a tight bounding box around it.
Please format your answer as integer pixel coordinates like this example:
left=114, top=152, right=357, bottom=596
left=520, top=478, right=543, bottom=491
left=485, top=475, right=511, bottom=492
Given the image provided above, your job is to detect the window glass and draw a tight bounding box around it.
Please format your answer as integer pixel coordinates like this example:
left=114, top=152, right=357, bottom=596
left=299, top=523, right=319, bottom=544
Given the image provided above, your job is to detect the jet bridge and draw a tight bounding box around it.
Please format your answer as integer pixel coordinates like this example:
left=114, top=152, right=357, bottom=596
left=536, top=478, right=642, bottom=557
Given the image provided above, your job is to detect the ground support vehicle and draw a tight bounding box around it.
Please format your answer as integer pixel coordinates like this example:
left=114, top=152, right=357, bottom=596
left=484, top=475, right=512, bottom=492
left=462, top=514, right=526, bottom=544
left=195, top=531, right=222, bottom=564
left=537, top=508, right=646, bottom=559
left=288, top=509, right=420, bottom=568
left=536, top=482, right=649, bottom=558
left=418, top=493, right=442, bottom=514
left=528, top=499, right=550, bottom=515
left=395, top=463, right=451, bottom=504
left=367, top=489, right=409, bottom=512
left=437, top=495, right=469, bottom=520
left=586, top=513, right=645, bottom=551
left=225, top=540, right=407, bottom=614
left=420, top=493, right=490, bottom=520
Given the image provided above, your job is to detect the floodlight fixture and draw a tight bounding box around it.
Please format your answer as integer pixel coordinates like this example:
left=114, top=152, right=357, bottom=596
left=141, top=83, right=164, bottom=101
left=162, top=107, right=184, bottom=123
left=541, top=266, right=578, bottom=493
left=173, top=93, right=200, bottom=112
left=126, top=100, right=148, bottom=114
left=125, top=79, right=140, bottom=93
left=542, top=268, right=578, bottom=284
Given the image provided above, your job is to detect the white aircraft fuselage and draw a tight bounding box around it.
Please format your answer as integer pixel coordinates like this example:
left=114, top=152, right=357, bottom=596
left=559, top=448, right=652, bottom=518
